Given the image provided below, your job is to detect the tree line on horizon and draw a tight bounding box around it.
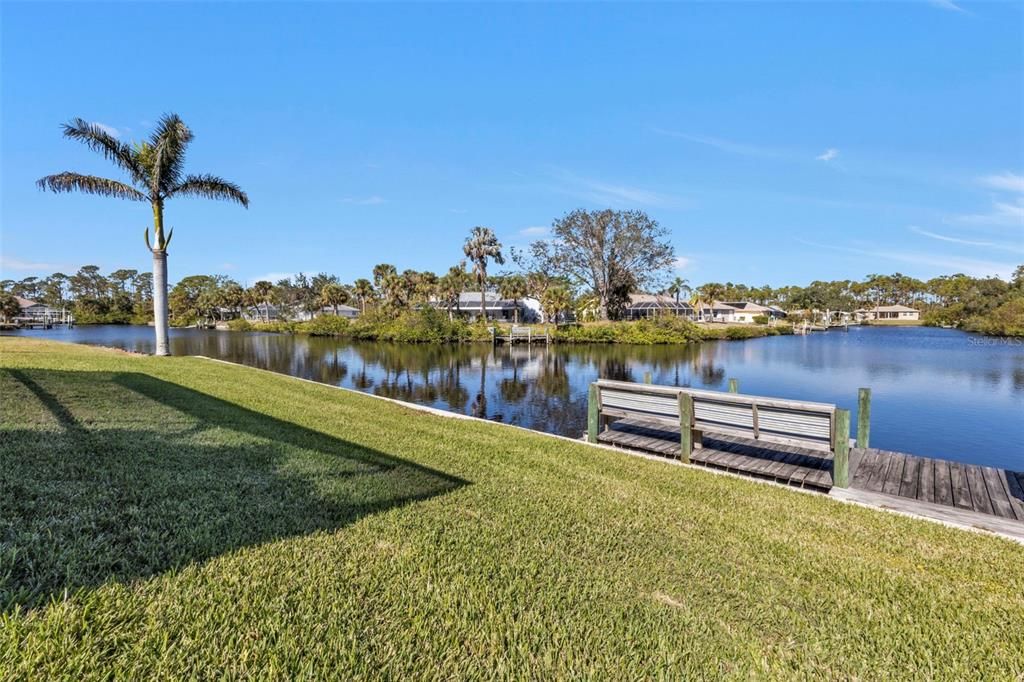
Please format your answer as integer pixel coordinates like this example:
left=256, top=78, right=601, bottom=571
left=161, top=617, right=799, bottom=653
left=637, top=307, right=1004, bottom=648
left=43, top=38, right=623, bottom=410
left=4, top=251, right=1022, bottom=333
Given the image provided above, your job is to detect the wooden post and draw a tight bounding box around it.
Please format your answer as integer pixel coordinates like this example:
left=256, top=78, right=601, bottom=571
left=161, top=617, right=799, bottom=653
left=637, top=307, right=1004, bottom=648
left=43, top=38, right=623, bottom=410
left=643, top=371, right=652, bottom=385
left=857, top=388, right=871, bottom=449
left=728, top=378, right=739, bottom=394
left=678, top=393, right=694, bottom=463
left=833, top=408, right=850, bottom=488
left=587, top=383, right=600, bottom=444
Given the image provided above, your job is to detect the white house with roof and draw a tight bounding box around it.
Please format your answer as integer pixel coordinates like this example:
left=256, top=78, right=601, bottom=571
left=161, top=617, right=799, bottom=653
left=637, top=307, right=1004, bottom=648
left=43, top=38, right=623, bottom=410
left=722, top=301, right=788, bottom=324
left=435, top=292, right=534, bottom=322
left=854, top=305, right=920, bottom=322
left=623, top=293, right=695, bottom=320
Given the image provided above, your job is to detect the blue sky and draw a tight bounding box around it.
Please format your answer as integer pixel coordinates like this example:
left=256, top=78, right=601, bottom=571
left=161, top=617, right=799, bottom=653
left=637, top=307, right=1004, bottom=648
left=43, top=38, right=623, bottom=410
left=2, top=1, right=1022, bottom=288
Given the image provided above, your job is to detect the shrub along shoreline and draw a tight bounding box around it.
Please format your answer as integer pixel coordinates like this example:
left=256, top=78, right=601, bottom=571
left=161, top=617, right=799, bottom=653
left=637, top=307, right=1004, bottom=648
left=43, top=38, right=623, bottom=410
left=221, top=309, right=794, bottom=344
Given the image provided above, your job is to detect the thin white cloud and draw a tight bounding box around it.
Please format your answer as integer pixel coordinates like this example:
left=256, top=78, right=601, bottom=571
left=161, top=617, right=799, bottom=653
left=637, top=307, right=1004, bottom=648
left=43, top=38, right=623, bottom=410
left=949, top=199, right=1024, bottom=228
left=816, top=148, right=839, bottom=162
left=519, top=226, right=548, bottom=237
left=908, top=225, right=995, bottom=247
left=651, top=128, right=781, bottom=158
left=551, top=168, right=686, bottom=208
left=0, top=256, right=64, bottom=272
left=797, top=238, right=1015, bottom=279
left=979, top=172, right=1024, bottom=194
left=341, top=195, right=386, bottom=206
left=93, top=122, right=121, bottom=138
left=927, top=0, right=966, bottom=12
left=449, top=208, right=468, bottom=214
left=220, top=263, right=237, bottom=271
left=673, top=256, right=693, bottom=271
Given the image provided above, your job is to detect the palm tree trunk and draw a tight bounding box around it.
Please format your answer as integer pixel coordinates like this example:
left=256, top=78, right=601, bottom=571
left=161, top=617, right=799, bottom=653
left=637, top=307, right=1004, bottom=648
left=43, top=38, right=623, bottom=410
left=152, top=249, right=170, bottom=356
left=151, top=201, right=171, bottom=356
left=479, top=274, right=486, bottom=321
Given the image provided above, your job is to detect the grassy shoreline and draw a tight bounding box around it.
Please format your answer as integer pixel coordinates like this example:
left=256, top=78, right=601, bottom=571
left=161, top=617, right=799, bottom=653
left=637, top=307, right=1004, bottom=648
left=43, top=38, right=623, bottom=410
left=219, top=311, right=793, bottom=344
left=2, top=337, right=1022, bottom=678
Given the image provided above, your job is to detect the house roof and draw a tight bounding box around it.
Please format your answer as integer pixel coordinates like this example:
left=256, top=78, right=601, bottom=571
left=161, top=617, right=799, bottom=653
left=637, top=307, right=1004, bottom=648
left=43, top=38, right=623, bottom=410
left=862, top=304, right=919, bottom=312
left=15, top=296, right=43, bottom=308
left=626, top=293, right=693, bottom=310
left=454, top=292, right=517, bottom=308
left=722, top=301, right=772, bottom=312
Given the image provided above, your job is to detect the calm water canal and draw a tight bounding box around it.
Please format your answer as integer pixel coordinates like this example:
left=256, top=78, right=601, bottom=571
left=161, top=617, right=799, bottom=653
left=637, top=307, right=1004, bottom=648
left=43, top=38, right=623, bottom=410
left=5, top=325, right=1023, bottom=470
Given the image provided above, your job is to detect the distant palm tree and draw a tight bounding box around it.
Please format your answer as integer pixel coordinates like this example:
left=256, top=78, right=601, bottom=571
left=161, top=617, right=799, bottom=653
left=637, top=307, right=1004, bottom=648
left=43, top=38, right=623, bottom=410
left=320, top=283, right=350, bottom=315
left=667, top=276, right=691, bottom=303
left=37, top=115, right=247, bottom=355
left=541, top=286, right=572, bottom=324
left=498, top=274, right=528, bottom=324
left=352, top=278, right=374, bottom=314
left=251, top=280, right=274, bottom=321
left=463, top=226, right=505, bottom=321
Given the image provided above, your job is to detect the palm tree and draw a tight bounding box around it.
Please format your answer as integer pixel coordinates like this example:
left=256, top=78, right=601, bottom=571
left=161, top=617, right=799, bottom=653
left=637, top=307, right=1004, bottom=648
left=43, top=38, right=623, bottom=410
left=352, top=278, right=374, bottom=314
left=541, top=286, right=572, bottom=324
left=462, top=226, right=505, bottom=321
left=320, top=283, right=350, bottom=315
left=251, top=280, right=274, bottom=321
left=37, top=115, right=247, bottom=355
left=667, top=276, right=691, bottom=303
left=497, top=274, right=528, bottom=324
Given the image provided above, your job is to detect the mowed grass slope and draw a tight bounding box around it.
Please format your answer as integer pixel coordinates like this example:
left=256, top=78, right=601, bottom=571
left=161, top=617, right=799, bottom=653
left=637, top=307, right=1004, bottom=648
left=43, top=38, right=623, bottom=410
left=1, top=338, right=1021, bottom=679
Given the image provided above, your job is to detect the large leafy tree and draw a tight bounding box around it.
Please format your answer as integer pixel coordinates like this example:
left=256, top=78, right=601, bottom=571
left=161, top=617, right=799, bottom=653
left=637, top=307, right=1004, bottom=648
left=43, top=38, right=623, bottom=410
left=462, top=226, right=505, bottom=320
left=37, top=115, right=248, bottom=355
left=525, top=209, right=675, bottom=321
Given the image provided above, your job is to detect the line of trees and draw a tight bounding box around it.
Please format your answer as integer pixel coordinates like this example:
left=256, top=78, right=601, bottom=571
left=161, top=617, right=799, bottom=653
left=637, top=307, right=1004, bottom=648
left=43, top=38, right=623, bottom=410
left=4, top=208, right=1021, bottom=333
left=1, top=266, right=154, bottom=324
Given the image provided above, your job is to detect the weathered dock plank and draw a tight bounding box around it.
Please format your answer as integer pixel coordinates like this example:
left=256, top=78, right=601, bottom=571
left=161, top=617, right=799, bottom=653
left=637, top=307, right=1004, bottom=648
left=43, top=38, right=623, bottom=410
left=900, top=455, right=921, bottom=500
left=950, top=463, right=974, bottom=510
left=882, top=452, right=906, bottom=497
left=965, top=465, right=994, bottom=517
left=934, top=460, right=954, bottom=507
left=983, top=466, right=1016, bottom=521
left=918, top=456, right=935, bottom=505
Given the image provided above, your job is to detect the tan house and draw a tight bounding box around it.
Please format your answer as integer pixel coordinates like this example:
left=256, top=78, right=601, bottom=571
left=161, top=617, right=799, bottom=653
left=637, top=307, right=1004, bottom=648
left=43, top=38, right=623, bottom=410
left=854, top=305, right=920, bottom=322
left=722, top=301, right=787, bottom=324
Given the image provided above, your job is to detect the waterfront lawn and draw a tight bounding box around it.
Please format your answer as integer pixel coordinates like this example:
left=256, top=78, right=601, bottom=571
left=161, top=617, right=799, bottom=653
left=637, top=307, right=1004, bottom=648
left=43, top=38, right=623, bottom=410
left=1, top=338, right=1022, bottom=678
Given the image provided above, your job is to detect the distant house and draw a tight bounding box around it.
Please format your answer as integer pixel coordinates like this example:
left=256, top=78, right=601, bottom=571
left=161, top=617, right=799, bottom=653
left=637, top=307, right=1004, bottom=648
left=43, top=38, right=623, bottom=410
left=696, top=301, right=738, bottom=323
left=436, top=292, right=531, bottom=322
left=243, top=303, right=360, bottom=322
left=623, top=293, right=694, bottom=320
left=854, top=305, right=920, bottom=322
left=14, top=297, right=63, bottom=321
left=722, top=301, right=787, bottom=324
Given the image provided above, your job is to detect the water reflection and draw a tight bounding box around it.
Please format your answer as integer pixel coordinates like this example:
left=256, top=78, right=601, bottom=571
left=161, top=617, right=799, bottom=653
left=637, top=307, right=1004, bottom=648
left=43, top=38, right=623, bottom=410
left=4, top=325, right=1023, bottom=469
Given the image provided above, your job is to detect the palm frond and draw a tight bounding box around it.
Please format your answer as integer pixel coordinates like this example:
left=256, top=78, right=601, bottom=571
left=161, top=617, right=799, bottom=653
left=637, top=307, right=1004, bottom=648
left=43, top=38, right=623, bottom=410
left=169, top=174, right=249, bottom=207
left=37, top=173, right=147, bottom=201
left=149, top=113, right=194, bottom=195
left=61, top=118, right=146, bottom=186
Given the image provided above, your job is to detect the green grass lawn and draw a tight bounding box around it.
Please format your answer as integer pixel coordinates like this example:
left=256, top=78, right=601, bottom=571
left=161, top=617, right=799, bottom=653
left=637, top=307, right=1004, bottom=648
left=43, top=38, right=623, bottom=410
left=1, top=338, right=1021, bottom=678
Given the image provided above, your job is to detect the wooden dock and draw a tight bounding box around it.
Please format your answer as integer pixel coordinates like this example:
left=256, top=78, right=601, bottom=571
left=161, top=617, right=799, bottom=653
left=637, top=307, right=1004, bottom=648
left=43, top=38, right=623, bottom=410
left=597, top=417, right=1024, bottom=526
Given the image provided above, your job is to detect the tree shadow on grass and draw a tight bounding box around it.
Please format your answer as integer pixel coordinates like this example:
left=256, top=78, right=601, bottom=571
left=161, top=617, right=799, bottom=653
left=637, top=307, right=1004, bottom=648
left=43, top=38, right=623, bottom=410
left=0, top=368, right=466, bottom=612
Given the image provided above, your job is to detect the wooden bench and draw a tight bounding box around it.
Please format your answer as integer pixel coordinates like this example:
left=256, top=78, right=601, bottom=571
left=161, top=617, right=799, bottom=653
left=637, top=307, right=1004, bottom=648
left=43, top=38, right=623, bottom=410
left=510, top=326, right=533, bottom=342
left=587, top=379, right=852, bottom=487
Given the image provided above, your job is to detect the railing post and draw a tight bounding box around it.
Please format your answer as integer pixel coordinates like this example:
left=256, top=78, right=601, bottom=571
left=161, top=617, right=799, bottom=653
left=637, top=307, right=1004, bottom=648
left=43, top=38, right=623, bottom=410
left=678, top=393, right=693, bottom=463
left=728, top=378, right=739, bottom=394
left=588, top=383, right=600, bottom=444
left=643, top=371, right=652, bottom=385
left=833, top=408, right=850, bottom=488
left=857, top=388, right=871, bottom=449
